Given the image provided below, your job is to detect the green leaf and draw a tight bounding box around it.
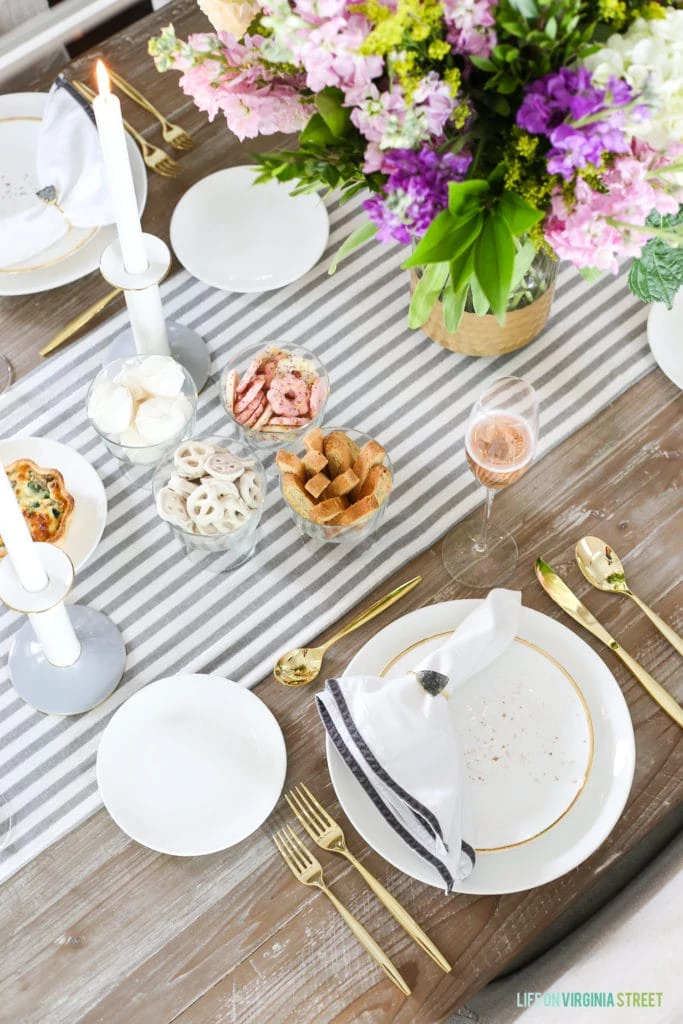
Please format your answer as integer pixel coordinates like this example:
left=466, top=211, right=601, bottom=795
left=509, top=239, right=537, bottom=292
left=449, top=245, right=476, bottom=296
left=314, top=87, right=351, bottom=138
left=408, top=263, right=449, bottom=328
left=443, top=286, right=467, bottom=333
left=470, top=272, right=490, bottom=316
left=628, top=238, right=683, bottom=310
left=448, top=180, right=489, bottom=217
left=402, top=210, right=483, bottom=269
left=508, top=0, right=537, bottom=18
left=299, top=113, right=334, bottom=146
left=328, top=221, right=377, bottom=274
left=545, top=15, right=557, bottom=39
left=579, top=266, right=603, bottom=284
left=469, top=56, right=496, bottom=71
left=474, top=213, right=516, bottom=322
left=497, top=192, right=544, bottom=237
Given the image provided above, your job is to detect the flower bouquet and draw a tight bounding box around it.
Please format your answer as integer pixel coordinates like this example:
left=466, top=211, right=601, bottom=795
left=150, top=0, right=683, bottom=342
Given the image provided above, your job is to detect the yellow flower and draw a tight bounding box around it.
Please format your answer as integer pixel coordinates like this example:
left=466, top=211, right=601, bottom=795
left=597, top=0, right=627, bottom=28
left=428, top=39, right=451, bottom=60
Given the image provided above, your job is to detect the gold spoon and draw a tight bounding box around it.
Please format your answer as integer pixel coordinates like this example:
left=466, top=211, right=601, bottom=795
left=575, top=536, right=683, bottom=657
left=274, top=576, right=422, bottom=686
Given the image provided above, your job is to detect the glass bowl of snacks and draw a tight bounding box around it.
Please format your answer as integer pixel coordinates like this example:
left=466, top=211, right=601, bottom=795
left=153, top=436, right=266, bottom=571
left=87, top=355, right=197, bottom=472
left=276, top=426, right=393, bottom=544
left=219, top=343, right=329, bottom=452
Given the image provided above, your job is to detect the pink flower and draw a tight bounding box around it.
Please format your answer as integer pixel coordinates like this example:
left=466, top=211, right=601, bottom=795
left=442, top=0, right=497, bottom=59
left=545, top=145, right=683, bottom=273
left=297, top=15, right=382, bottom=104
left=177, top=32, right=310, bottom=140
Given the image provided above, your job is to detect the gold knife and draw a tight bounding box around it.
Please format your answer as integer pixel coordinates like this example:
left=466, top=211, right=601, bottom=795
left=535, top=559, right=683, bottom=728
left=40, top=289, right=122, bottom=356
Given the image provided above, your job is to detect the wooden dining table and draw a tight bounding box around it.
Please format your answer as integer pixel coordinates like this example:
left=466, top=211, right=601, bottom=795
left=1, top=2, right=681, bottom=1022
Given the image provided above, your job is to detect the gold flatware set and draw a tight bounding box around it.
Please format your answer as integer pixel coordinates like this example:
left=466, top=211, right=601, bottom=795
left=536, top=537, right=682, bottom=728
left=274, top=784, right=450, bottom=995
left=72, top=79, right=185, bottom=178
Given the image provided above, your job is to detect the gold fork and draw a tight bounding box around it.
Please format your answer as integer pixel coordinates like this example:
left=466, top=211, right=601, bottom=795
left=72, top=80, right=183, bottom=178
left=286, top=784, right=451, bottom=973
left=108, top=68, right=197, bottom=151
left=272, top=825, right=410, bottom=996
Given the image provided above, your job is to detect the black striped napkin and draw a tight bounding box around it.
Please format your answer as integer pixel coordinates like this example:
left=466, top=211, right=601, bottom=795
left=316, top=589, right=521, bottom=892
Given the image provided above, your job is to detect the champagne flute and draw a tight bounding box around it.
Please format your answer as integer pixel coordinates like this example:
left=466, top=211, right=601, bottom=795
left=442, top=376, right=539, bottom=587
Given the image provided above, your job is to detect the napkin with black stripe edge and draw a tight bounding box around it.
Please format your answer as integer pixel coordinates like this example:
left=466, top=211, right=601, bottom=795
left=316, top=588, right=522, bottom=893
left=0, top=75, right=115, bottom=269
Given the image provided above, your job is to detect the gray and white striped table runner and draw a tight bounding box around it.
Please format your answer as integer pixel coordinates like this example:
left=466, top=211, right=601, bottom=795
left=0, top=194, right=653, bottom=882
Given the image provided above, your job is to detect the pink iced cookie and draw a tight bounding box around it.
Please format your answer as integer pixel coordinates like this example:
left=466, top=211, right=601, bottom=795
left=234, top=378, right=264, bottom=414
left=309, top=377, right=326, bottom=415
left=236, top=355, right=264, bottom=394
left=267, top=372, right=310, bottom=417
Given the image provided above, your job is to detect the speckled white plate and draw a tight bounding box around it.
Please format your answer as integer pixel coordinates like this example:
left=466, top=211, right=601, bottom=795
left=327, top=601, right=635, bottom=895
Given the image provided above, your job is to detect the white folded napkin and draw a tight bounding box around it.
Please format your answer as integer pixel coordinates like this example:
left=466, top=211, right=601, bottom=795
left=0, top=75, right=114, bottom=270
left=316, top=588, right=522, bottom=892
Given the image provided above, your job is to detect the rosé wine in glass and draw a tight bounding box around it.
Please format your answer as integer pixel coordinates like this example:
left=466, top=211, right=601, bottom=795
left=443, top=377, right=539, bottom=587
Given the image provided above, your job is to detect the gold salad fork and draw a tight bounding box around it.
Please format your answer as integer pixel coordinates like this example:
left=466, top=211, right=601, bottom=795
left=287, top=784, right=451, bottom=973
left=272, top=825, right=410, bottom=995
left=72, top=80, right=182, bottom=178
left=108, top=69, right=197, bottom=151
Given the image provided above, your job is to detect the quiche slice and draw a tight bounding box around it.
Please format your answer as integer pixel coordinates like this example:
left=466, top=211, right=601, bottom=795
left=0, top=459, right=75, bottom=556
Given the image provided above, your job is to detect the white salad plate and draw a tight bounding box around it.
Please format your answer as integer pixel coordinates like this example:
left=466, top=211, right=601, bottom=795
left=0, top=436, right=107, bottom=570
left=327, top=600, right=636, bottom=895
left=170, top=164, right=330, bottom=292
left=97, top=674, right=287, bottom=855
left=0, top=92, right=147, bottom=295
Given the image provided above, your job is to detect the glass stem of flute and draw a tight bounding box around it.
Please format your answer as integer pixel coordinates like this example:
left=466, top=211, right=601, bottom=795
left=474, top=488, right=496, bottom=553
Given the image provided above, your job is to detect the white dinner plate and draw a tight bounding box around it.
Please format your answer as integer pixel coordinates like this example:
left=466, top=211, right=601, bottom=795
left=327, top=601, right=635, bottom=895
left=647, top=294, right=683, bottom=389
left=170, top=165, right=329, bottom=292
left=97, top=674, right=287, bottom=855
left=0, top=436, right=107, bottom=570
left=0, top=93, right=148, bottom=295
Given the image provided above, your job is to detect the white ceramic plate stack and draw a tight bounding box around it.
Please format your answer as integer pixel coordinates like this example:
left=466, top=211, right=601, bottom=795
left=0, top=93, right=147, bottom=295
left=327, top=601, right=636, bottom=895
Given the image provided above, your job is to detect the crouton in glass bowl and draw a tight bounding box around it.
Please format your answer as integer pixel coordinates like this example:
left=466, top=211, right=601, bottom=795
left=276, top=426, right=393, bottom=544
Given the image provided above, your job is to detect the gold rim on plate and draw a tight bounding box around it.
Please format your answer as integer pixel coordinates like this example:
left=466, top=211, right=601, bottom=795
left=0, top=115, right=99, bottom=274
left=379, top=630, right=595, bottom=853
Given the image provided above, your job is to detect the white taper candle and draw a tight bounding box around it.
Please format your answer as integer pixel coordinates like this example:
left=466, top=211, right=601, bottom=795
left=92, top=60, right=148, bottom=275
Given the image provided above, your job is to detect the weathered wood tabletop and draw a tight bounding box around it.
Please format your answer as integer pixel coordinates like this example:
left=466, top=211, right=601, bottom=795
left=1, top=3, right=681, bottom=1022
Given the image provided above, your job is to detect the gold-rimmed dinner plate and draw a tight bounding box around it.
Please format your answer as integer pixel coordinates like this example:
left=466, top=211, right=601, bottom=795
left=326, top=600, right=636, bottom=895
left=0, top=93, right=147, bottom=294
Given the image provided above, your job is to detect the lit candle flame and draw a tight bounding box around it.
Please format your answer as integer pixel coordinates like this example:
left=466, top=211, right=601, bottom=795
left=96, top=60, right=111, bottom=95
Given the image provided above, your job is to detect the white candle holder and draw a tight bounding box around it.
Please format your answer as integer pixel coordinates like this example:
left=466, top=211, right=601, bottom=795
left=0, top=545, right=126, bottom=716
left=100, top=233, right=210, bottom=391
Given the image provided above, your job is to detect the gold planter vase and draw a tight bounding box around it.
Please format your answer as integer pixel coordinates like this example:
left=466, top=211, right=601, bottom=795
left=410, top=252, right=558, bottom=357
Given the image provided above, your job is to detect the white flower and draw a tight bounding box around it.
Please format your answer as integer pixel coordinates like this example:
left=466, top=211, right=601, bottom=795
left=582, top=10, right=683, bottom=151
left=197, top=0, right=258, bottom=39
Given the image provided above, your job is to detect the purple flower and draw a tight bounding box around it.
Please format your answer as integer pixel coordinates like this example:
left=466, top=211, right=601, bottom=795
left=516, top=66, right=650, bottom=180
left=364, top=146, right=472, bottom=244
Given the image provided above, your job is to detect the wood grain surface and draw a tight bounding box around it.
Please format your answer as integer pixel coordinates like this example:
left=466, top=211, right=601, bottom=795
left=1, top=3, right=682, bottom=1023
